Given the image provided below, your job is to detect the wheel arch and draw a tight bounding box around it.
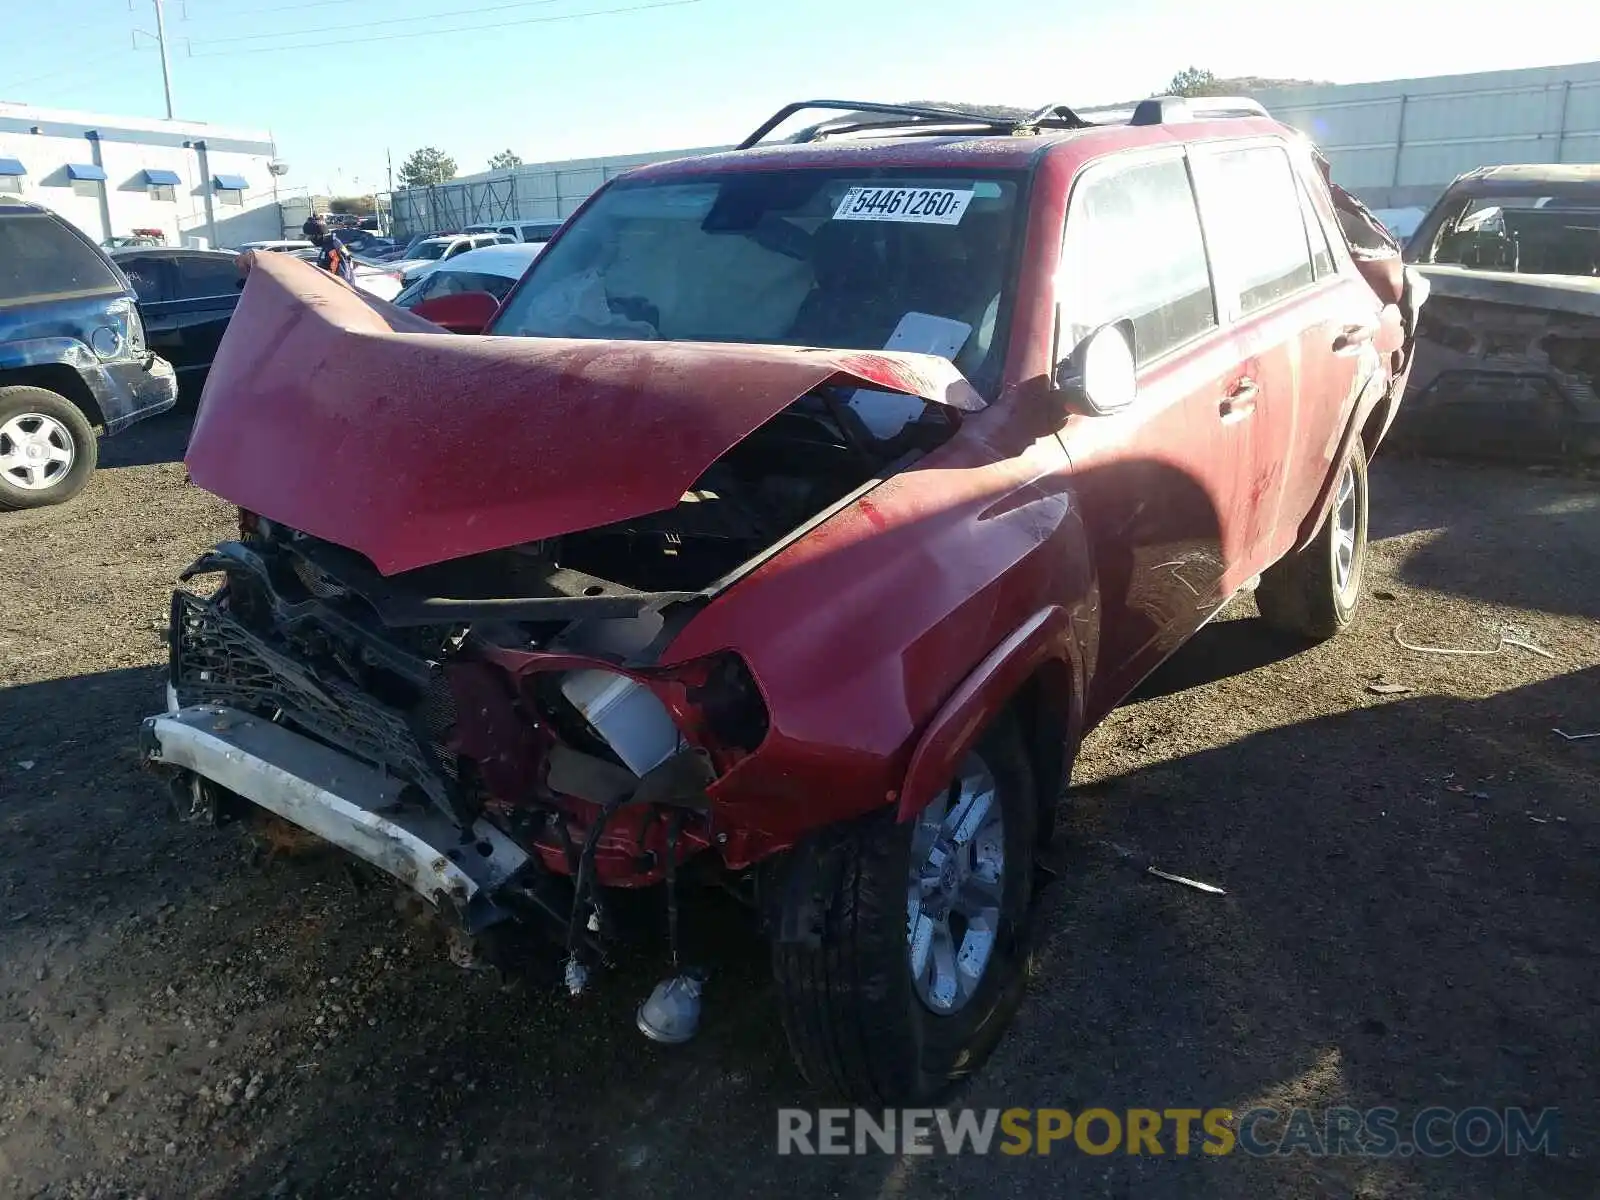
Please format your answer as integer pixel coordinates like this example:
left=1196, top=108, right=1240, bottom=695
left=1291, top=366, right=1384, bottom=555
left=895, top=605, right=1084, bottom=826
left=0, top=356, right=108, bottom=429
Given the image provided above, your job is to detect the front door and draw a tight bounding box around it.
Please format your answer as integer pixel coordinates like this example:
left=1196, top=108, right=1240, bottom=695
left=1051, top=148, right=1256, bottom=722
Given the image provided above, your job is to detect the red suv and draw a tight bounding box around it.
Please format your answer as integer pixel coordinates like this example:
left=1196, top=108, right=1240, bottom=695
left=144, top=97, right=1426, bottom=1103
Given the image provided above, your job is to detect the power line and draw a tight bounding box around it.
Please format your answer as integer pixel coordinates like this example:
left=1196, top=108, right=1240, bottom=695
left=187, top=0, right=382, bottom=18
left=187, top=0, right=700, bottom=56
left=3, top=47, right=138, bottom=95
left=191, top=0, right=569, bottom=44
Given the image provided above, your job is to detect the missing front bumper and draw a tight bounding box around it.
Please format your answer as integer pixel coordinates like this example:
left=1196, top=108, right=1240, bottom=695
left=141, top=704, right=529, bottom=931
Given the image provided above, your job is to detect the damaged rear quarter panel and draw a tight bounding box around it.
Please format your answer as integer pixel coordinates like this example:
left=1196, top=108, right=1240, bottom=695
left=659, top=399, right=1093, bottom=848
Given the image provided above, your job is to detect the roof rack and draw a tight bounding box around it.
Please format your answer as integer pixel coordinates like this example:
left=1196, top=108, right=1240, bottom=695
left=737, top=99, right=1089, bottom=150
left=1130, top=95, right=1271, bottom=125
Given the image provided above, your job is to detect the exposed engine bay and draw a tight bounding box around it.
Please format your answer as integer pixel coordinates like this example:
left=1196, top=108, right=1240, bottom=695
left=150, top=385, right=958, bottom=989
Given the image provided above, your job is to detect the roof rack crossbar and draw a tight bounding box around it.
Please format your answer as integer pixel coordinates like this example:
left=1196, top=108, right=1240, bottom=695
left=738, top=98, right=1088, bottom=150
left=1015, top=103, right=1090, bottom=132
left=1130, top=95, right=1271, bottom=126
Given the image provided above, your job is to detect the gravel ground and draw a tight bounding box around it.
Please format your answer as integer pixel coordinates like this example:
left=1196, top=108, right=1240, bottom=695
left=0, top=418, right=1596, bottom=1200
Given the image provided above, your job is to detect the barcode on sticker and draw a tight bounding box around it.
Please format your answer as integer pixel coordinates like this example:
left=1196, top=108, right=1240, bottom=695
left=833, top=186, right=974, bottom=224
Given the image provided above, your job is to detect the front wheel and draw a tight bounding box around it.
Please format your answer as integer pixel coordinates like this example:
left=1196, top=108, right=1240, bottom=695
left=771, top=718, right=1036, bottom=1103
left=1256, top=437, right=1369, bottom=640
left=0, top=385, right=98, bottom=510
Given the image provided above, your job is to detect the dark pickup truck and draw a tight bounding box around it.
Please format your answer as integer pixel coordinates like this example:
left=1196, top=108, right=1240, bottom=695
left=0, top=197, right=179, bottom=508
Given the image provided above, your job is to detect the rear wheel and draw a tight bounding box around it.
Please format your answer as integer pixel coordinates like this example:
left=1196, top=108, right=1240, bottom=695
left=0, top=386, right=98, bottom=510
left=1256, top=438, right=1369, bottom=640
left=771, top=717, right=1036, bottom=1103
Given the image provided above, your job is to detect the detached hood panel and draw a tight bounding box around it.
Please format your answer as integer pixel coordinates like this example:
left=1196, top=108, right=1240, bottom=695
left=186, top=252, right=984, bottom=576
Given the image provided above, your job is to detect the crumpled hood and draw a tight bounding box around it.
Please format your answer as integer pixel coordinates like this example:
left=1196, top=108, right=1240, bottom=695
left=186, top=252, right=985, bottom=576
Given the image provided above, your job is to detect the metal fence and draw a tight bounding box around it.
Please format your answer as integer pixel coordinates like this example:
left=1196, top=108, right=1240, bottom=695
left=390, top=146, right=726, bottom=239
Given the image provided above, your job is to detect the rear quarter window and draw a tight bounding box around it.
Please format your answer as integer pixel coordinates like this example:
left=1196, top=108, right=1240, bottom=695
left=0, top=210, right=126, bottom=307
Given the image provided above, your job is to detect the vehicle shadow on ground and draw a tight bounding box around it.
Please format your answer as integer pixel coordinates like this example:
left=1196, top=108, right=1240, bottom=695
left=1369, top=458, right=1600, bottom=620
left=179, top=666, right=1593, bottom=1200
left=100, top=411, right=192, bottom=470
left=1130, top=612, right=1305, bottom=700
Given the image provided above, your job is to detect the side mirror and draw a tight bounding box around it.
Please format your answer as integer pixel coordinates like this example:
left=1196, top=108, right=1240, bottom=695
left=1053, top=320, right=1138, bottom=416
left=410, top=290, right=500, bottom=335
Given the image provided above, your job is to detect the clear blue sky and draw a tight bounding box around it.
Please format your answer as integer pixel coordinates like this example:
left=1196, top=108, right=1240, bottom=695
left=2, top=0, right=1585, bottom=197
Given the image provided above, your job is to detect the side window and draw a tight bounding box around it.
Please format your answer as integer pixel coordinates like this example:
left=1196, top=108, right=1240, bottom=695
left=446, top=241, right=471, bottom=259
left=175, top=255, right=243, bottom=299
left=1196, top=146, right=1317, bottom=315
left=1296, top=178, right=1336, bottom=279
left=0, top=211, right=125, bottom=306
left=117, top=255, right=170, bottom=303
left=1058, top=155, right=1216, bottom=368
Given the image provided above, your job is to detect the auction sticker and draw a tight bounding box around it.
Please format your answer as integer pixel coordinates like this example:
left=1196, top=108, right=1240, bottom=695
left=833, top=186, right=974, bottom=224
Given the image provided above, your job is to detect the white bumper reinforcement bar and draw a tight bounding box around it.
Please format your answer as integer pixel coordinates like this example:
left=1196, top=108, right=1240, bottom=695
left=142, top=705, right=529, bottom=927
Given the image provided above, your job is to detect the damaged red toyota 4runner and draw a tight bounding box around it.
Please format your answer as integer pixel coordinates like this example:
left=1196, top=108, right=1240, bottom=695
left=142, top=98, right=1427, bottom=1103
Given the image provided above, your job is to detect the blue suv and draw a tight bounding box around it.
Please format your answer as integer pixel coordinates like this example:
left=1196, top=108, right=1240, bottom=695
left=0, top=197, right=179, bottom=508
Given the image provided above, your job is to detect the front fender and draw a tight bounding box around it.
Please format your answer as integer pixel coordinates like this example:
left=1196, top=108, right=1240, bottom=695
left=895, top=604, right=1084, bottom=822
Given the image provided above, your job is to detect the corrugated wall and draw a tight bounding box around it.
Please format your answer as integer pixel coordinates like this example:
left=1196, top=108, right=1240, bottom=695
left=1252, top=60, right=1600, bottom=209
left=391, top=146, right=726, bottom=238
left=391, top=60, right=1600, bottom=236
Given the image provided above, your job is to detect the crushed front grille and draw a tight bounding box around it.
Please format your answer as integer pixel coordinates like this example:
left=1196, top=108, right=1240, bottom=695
left=170, top=590, right=452, bottom=807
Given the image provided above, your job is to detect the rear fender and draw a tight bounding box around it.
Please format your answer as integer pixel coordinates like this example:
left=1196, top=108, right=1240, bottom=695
left=0, top=337, right=118, bottom=424
left=1292, top=365, right=1385, bottom=554
left=895, top=605, right=1083, bottom=823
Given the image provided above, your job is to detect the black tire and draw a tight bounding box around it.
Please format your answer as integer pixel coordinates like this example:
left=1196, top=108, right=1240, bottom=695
left=771, top=717, right=1036, bottom=1103
left=0, top=385, right=98, bottom=510
left=1256, top=437, right=1369, bottom=641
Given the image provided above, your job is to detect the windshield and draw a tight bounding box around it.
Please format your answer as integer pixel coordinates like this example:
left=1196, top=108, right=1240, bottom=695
left=491, top=169, right=1026, bottom=387
left=1423, top=192, right=1600, bottom=276
left=411, top=239, right=454, bottom=261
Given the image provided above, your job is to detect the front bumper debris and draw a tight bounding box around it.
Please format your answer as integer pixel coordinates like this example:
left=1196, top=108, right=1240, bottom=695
left=141, top=704, right=529, bottom=931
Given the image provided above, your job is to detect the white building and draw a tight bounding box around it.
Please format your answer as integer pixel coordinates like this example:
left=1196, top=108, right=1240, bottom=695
left=0, top=102, right=285, bottom=248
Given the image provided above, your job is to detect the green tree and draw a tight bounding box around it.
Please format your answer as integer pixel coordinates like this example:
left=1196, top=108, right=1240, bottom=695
left=488, top=149, right=523, bottom=171
left=327, top=195, right=375, bottom=217
left=1165, top=67, right=1226, bottom=97
left=397, top=146, right=458, bottom=188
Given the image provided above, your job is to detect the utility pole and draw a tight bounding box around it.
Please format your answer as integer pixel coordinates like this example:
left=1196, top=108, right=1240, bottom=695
left=152, top=0, right=175, bottom=118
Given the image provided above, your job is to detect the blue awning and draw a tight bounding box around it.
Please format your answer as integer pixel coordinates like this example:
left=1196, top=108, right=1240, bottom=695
left=66, top=163, right=107, bottom=182
left=211, top=173, right=248, bottom=191
left=0, top=158, right=25, bottom=177
left=142, top=168, right=182, bottom=186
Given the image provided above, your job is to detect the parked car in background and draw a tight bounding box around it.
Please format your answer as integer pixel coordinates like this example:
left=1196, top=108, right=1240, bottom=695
left=332, top=229, right=397, bottom=257
left=1398, top=163, right=1600, bottom=461
left=0, top=197, right=177, bottom=508
left=390, top=241, right=542, bottom=311
left=388, top=232, right=515, bottom=287
left=462, top=220, right=563, bottom=245
left=110, top=247, right=245, bottom=404
left=147, top=97, right=1427, bottom=1102
left=357, top=231, right=460, bottom=263
left=235, top=239, right=315, bottom=254
left=103, top=229, right=166, bottom=249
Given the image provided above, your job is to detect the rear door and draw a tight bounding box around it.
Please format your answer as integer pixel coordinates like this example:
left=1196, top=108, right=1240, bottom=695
left=149, top=254, right=243, bottom=397
left=1053, top=148, right=1252, bottom=719
left=1188, top=140, right=1371, bottom=570
left=114, top=252, right=180, bottom=362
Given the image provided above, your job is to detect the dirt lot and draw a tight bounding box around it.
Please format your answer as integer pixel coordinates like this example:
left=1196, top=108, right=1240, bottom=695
left=0, top=416, right=1596, bottom=1199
